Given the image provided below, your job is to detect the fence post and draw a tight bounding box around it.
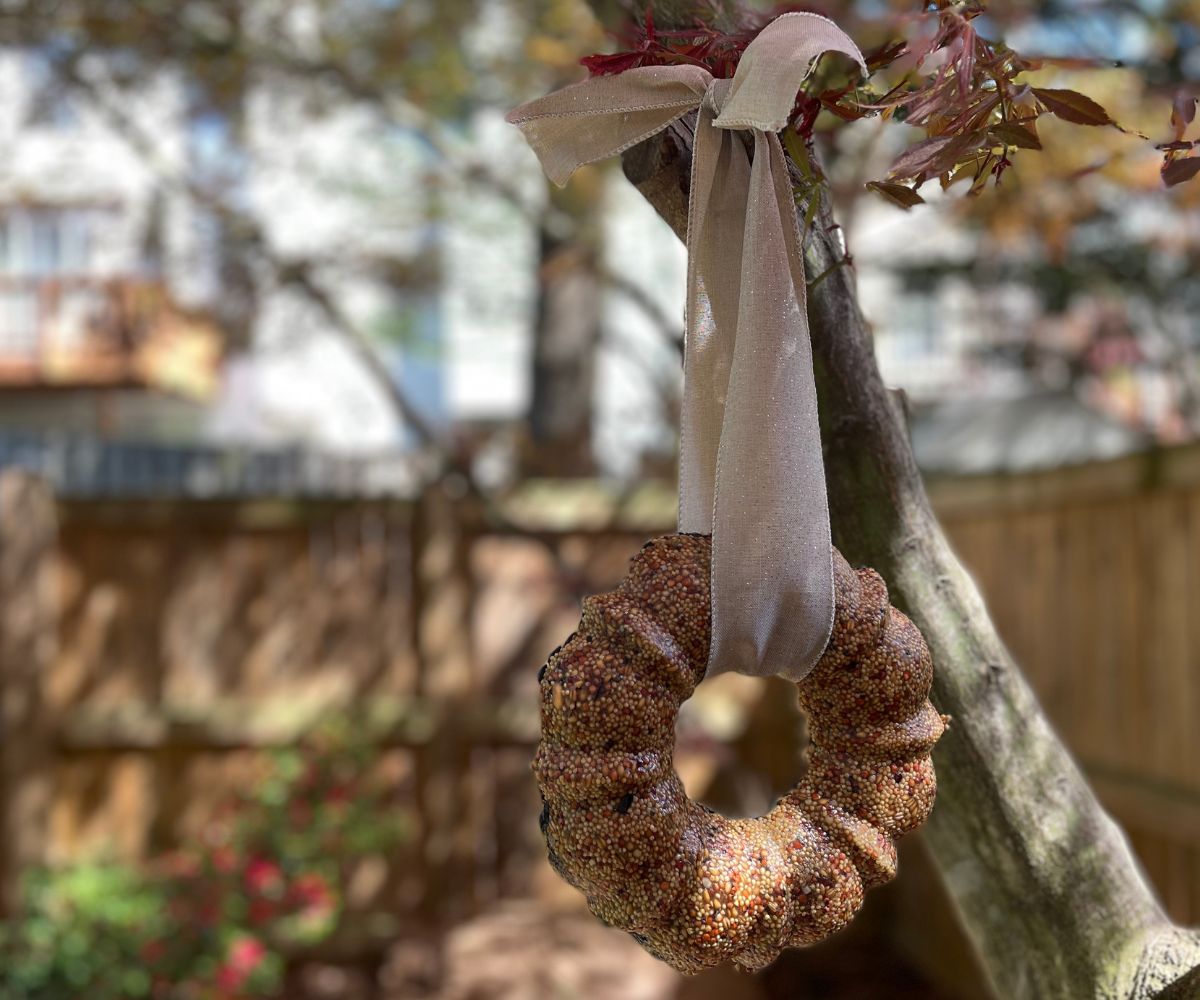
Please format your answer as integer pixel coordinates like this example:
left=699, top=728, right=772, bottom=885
left=411, top=483, right=476, bottom=920
left=0, top=471, right=56, bottom=914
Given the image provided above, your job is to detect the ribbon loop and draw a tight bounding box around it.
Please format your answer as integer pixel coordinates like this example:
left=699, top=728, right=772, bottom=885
left=505, top=65, right=710, bottom=187
left=507, top=12, right=866, bottom=682
left=713, top=12, right=866, bottom=131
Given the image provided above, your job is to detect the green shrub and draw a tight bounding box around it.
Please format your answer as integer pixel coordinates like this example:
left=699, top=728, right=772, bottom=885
left=0, top=863, right=164, bottom=1000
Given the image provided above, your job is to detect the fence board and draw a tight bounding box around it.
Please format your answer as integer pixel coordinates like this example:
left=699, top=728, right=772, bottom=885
left=0, top=472, right=57, bottom=911
left=933, top=442, right=1200, bottom=924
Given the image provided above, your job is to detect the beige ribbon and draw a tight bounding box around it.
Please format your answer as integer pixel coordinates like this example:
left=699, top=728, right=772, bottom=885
left=508, top=13, right=866, bottom=682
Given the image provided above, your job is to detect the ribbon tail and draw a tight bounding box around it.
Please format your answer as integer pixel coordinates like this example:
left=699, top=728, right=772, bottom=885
left=706, top=131, right=834, bottom=680
left=678, top=107, right=752, bottom=537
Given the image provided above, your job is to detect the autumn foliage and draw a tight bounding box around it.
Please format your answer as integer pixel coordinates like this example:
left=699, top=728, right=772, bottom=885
left=582, top=1, right=1190, bottom=206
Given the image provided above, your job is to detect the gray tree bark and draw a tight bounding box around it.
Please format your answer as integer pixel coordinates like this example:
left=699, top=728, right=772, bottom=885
left=582, top=3, right=1200, bottom=996
left=526, top=180, right=602, bottom=477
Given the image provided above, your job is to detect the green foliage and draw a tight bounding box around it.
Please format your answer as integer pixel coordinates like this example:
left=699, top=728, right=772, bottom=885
left=235, top=717, right=412, bottom=865
left=0, top=864, right=164, bottom=1000
left=0, top=720, right=412, bottom=999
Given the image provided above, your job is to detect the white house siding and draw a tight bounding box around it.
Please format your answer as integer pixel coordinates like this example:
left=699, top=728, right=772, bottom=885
left=212, top=82, right=439, bottom=452
left=440, top=109, right=539, bottom=427
left=595, top=176, right=686, bottom=477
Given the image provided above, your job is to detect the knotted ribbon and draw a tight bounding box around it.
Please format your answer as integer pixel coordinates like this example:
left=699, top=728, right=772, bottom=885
left=508, top=13, right=866, bottom=682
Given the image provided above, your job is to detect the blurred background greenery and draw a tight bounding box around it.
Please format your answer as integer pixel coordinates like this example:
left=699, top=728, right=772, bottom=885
left=0, top=1, right=1196, bottom=997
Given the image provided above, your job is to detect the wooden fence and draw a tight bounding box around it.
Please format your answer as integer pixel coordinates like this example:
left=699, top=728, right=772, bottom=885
left=0, top=441, right=1197, bottom=951
left=929, top=442, right=1200, bottom=924
left=0, top=479, right=661, bottom=937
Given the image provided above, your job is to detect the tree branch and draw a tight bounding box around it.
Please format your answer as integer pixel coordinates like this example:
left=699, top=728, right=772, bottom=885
left=590, top=2, right=1200, bottom=997
left=248, top=47, right=687, bottom=351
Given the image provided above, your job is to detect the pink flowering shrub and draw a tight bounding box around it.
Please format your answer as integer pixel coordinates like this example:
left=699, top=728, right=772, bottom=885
left=1, top=721, right=410, bottom=999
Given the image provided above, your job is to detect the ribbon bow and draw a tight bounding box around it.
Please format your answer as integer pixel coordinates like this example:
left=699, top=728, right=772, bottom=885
left=508, top=13, right=866, bottom=681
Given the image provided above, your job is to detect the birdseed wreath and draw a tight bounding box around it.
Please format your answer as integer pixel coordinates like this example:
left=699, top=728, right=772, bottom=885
left=534, top=534, right=946, bottom=974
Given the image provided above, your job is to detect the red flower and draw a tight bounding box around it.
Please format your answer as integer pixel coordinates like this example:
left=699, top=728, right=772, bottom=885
left=229, top=935, right=268, bottom=970
left=216, top=935, right=268, bottom=993
left=244, top=857, right=285, bottom=898
left=292, top=871, right=333, bottom=907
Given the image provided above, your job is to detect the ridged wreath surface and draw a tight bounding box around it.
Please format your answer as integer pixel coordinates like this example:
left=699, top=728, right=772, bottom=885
left=534, top=533, right=946, bottom=974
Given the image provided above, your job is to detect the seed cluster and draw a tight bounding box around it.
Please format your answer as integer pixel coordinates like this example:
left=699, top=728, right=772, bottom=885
left=534, top=533, right=946, bottom=974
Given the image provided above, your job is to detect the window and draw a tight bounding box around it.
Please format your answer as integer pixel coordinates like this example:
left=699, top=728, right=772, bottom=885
left=0, top=206, right=112, bottom=360
left=0, top=206, right=100, bottom=278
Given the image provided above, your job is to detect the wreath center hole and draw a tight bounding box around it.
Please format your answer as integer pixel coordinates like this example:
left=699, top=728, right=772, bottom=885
left=673, top=673, right=810, bottom=820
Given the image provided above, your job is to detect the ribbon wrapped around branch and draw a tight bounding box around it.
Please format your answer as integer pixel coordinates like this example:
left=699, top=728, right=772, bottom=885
left=508, top=13, right=867, bottom=682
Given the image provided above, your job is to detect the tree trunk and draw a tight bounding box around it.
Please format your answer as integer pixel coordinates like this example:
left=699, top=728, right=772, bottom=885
left=583, top=3, right=1200, bottom=996
left=525, top=180, right=603, bottom=477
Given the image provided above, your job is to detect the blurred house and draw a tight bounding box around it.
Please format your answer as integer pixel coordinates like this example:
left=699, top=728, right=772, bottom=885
left=0, top=9, right=1192, bottom=497
left=849, top=119, right=1200, bottom=448
left=0, top=48, right=267, bottom=494
left=911, top=390, right=1151, bottom=476
left=0, top=50, right=219, bottom=430
left=0, top=44, right=440, bottom=495
left=0, top=31, right=690, bottom=493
